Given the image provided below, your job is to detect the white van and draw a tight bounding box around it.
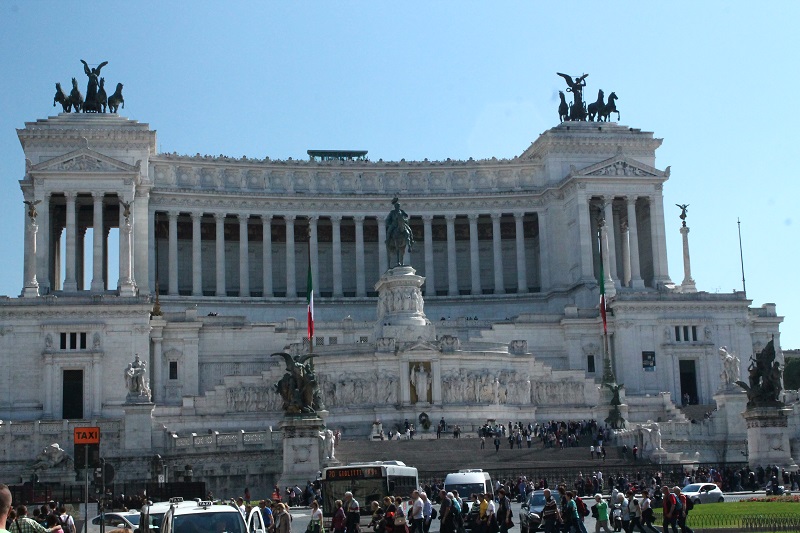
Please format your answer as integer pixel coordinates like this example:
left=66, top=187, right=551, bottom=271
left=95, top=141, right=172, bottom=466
left=443, top=469, right=494, bottom=501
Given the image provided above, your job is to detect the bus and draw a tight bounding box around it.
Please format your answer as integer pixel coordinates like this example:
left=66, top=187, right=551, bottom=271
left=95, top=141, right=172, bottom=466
left=321, top=461, right=419, bottom=521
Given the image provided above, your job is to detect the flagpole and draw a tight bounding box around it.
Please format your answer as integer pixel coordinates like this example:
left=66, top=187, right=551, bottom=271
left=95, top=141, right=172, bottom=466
left=307, top=224, right=313, bottom=355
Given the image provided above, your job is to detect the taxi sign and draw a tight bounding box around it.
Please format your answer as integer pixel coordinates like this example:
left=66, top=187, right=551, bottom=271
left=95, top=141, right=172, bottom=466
left=74, top=426, right=100, bottom=444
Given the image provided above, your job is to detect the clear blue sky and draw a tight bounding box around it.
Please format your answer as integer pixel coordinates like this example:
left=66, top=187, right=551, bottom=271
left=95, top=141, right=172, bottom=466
left=1, top=1, right=797, bottom=349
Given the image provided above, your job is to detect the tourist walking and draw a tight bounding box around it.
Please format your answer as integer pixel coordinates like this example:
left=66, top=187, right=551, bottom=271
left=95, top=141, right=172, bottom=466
left=592, top=494, right=612, bottom=533
left=672, top=487, right=694, bottom=533
left=660, top=486, right=679, bottom=533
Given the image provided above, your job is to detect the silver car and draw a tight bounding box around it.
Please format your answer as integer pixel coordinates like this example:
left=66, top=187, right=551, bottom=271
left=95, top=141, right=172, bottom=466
left=88, top=512, right=141, bottom=533
left=681, top=483, right=724, bottom=504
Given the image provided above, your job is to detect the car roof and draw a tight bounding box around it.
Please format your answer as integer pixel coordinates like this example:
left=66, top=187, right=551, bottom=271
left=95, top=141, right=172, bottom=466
left=171, top=504, right=243, bottom=517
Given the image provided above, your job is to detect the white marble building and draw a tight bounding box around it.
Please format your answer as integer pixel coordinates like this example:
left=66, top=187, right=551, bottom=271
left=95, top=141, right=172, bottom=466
left=1, top=112, right=795, bottom=485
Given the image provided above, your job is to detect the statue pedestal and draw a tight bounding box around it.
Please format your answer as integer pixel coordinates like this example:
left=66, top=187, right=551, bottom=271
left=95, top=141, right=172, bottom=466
left=279, top=416, right=325, bottom=489
left=122, top=402, right=154, bottom=451
left=373, top=266, right=434, bottom=342
left=743, top=407, right=798, bottom=471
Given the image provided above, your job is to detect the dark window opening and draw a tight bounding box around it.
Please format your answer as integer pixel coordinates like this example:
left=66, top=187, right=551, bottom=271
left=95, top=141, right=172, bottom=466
left=169, top=361, right=178, bottom=380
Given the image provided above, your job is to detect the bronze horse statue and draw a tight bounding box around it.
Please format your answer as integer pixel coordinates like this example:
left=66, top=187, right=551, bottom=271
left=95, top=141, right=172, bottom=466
left=385, top=199, right=414, bottom=267
left=558, top=91, right=569, bottom=123
left=53, top=83, right=72, bottom=112
left=108, top=83, right=124, bottom=113
left=598, top=92, right=620, bottom=122
left=96, top=78, right=108, bottom=113
left=69, top=78, right=83, bottom=113
left=587, top=89, right=605, bottom=121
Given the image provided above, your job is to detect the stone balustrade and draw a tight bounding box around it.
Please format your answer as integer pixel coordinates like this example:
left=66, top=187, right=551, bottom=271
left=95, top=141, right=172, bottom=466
left=166, top=428, right=279, bottom=453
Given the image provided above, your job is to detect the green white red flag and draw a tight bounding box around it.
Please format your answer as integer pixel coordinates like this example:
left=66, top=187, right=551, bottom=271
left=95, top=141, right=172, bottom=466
left=307, top=260, right=314, bottom=341
left=599, top=261, right=608, bottom=333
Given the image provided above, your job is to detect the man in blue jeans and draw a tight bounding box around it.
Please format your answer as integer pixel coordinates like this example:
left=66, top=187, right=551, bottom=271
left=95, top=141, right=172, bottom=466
left=660, top=486, right=680, bottom=533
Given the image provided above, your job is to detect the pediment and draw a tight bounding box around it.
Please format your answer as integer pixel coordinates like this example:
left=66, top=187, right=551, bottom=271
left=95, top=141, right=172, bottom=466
left=400, top=340, right=440, bottom=354
left=572, top=155, right=668, bottom=178
left=32, top=148, right=138, bottom=174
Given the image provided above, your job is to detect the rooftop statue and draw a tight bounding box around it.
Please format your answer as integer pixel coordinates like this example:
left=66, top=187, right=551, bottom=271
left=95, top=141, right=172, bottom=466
left=81, top=59, right=108, bottom=113
left=736, top=339, right=784, bottom=408
left=385, top=197, right=414, bottom=267
left=557, top=73, right=620, bottom=123
left=272, top=352, right=325, bottom=415
left=51, top=60, right=124, bottom=114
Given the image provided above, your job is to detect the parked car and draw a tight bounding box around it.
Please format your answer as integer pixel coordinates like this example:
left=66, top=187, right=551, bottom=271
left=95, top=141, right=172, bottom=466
left=681, top=483, right=724, bottom=504
left=88, top=511, right=141, bottom=533
left=519, top=490, right=546, bottom=533
left=160, top=501, right=250, bottom=533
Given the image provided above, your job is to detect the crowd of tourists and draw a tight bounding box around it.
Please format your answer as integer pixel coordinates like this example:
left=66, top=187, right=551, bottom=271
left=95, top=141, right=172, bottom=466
left=0, top=488, right=77, bottom=533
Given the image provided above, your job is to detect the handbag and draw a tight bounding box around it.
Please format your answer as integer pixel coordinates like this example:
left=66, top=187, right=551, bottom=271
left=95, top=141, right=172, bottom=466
left=394, top=516, right=407, bottom=526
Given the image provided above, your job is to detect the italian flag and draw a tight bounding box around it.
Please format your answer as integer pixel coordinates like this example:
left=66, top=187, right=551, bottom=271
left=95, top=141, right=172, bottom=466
left=307, top=261, right=314, bottom=341
left=599, top=261, right=608, bottom=334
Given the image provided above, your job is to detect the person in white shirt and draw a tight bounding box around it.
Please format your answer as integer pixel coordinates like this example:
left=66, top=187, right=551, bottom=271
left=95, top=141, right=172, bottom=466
left=410, top=490, right=424, bottom=533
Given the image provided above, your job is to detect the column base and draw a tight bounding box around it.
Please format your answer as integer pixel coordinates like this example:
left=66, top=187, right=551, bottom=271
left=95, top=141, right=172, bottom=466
left=119, top=280, right=137, bottom=297
left=681, top=279, right=697, bottom=293
left=90, top=279, right=105, bottom=292
left=63, top=281, right=78, bottom=292
left=22, top=284, right=40, bottom=298
left=631, top=279, right=645, bottom=289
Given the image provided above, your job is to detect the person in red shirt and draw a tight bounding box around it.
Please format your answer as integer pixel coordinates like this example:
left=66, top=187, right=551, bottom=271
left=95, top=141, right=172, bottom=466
left=672, top=487, right=694, bottom=533
left=660, top=486, right=679, bottom=533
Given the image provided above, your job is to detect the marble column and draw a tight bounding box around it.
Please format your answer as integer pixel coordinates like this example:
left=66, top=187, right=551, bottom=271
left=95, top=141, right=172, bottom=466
left=600, top=218, right=617, bottom=298
left=148, top=209, right=156, bottom=293
left=214, top=213, right=226, bottom=296
left=262, top=215, right=273, bottom=297
left=167, top=210, right=179, bottom=295
left=119, top=206, right=136, bottom=296
left=536, top=211, right=551, bottom=291
left=43, top=353, right=54, bottom=419
left=90, top=194, right=105, bottom=292
left=63, top=192, right=78, bottom=291
left=308, top=216, right=319, bottom=297
left=445, top=214, right=458, bottom=296
left=238, top=214, right=250, bottom=297
left=625, top=197, right=644, bottom=289
left=468, top=214, right=480, bottom=295
left=377, top=215, right=387, bottom=275
left=422, top=215, right=435, bottom=296
left=191, top=212, right=203, bottom=296
left=152, top=334, right=163, bottom=403
left=354, top=215, right=366, bottom=297
left=22, top=213, right=39, bottom=297
left=603, top=199, right=618, bottom=286
left=36, top=193, right=51, bottom=293
left=649, top=194, right=672, bottom=285
left=331, top=216, right=343, bottom=297
left=285, top=215, right=296, bottom=297
left=491, top=213, right=504, bottom=294
left=621, top=221, right=631, bottom=287
left=680, top=225, right=697, bottom=292
left=514, top=212, right=527, bottom=293
left=578, top=195, right=595, bottom=282
left=77, top=227, right=86, bottom=291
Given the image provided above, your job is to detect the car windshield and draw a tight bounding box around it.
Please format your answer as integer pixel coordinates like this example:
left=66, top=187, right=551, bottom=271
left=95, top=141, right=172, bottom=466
left=173, top=512, right=245, bottom=533
left=528, top=494, right=546, bottom=506
left=682, top=484, right=701, bottom=492
left=126, top=516, right=140, bottom=526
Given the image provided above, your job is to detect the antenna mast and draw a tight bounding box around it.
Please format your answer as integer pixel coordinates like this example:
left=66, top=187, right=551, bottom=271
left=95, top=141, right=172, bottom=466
left=737, top=218, right=746, bottom=296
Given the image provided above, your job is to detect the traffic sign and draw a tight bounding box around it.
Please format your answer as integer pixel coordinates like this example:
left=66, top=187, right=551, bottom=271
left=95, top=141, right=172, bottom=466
left=74, top=427, right=100, bottom=444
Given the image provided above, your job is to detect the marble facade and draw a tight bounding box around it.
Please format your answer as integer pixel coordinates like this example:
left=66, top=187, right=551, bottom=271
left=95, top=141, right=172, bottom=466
left=1, top=111, right=796, bottom=486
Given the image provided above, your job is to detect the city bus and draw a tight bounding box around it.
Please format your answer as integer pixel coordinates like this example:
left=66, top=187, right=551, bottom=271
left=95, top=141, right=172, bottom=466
left=321, top=461, right=419, bottom=521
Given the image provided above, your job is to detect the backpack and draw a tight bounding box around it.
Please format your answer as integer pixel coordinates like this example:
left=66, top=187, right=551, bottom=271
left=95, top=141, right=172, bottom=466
left=671, top=493, right=682, bottom=513
left=683, top=495, right=693, bottom=512
left=576, top=497, right=589, bottom=517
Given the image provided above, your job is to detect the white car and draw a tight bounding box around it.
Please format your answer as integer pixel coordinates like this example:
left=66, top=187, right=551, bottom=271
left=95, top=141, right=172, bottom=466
left=159, top=500, right=261, bottom=533
left=88, top=511, right=141, bottom=533
left=681, top=483, right=724, bottom=504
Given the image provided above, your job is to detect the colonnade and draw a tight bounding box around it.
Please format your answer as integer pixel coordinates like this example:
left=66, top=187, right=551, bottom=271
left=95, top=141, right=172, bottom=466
left=151, top=211, right=541, bottom=298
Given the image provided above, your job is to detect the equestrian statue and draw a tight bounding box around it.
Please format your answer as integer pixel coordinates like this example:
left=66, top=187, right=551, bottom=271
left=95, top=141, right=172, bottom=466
left=51, top=60, right=125, bottom=114
left=556, top=72, right=620, bottom=123
left=385, top=197, right=415, bottom=268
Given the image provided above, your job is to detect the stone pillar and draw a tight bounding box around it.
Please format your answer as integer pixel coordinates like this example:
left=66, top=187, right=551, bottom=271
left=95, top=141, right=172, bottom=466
left=168, top=210, right=179, bottom=295
left=22, top=212, right=39, bottom=297
left=63, top=192, right=78, bottom=291
left=354, top=216, right=366, bottom=297
left=744, top=407, right=798, bottom=472
left=43, top=353, right=54, bottom=419
left=262, top=215, right=273, bottom=297
left=649, top=194, right=672, bottom=285
left=278, top=416, right=325, bottom=489
left=468, top=214, right=481, bottom=295
left=285, top=215, right=296, bottom=297
left=239, top=214, right=250, bottom=297
left=536, top=211, right=551, bottom=290
left=514, top=212, right=527, bottom=293
left=680, top=225, right=697, bottom=293
left=92, top=353, right=102, bottom=417
left=90, top=194, right=105, bottom=292
left=422, top=215, right=435, bottom=296
left=491, top=213, right=504, bottom=294
left=122, top=402, right=155, bottom=451
left=625, top=197, right=644, bottom=289
left=600, top=219, right=617, bottom=298
left=37, top=193, right=51, bottom=293
left=377, top=215, right=388, bottom=275
left=119, top=210, right=136, bottom=297
left=152, top=334, right=163, bottom=403
left=603, top=199, right=618, bottom=286
left=148, top=209, right=156, bottom=293
left=331, top=216, right=343, bottom=297
left=578, top=195, right=595, bottom=282
left=621, top=221, right=631, bottom=287
left=445, top=214, right=458, bottom=296
left=191, top=212, right=203, bottom=296
left=309, top=216, right=319, bottom=296
left=214, top=213, right=226, bottom=296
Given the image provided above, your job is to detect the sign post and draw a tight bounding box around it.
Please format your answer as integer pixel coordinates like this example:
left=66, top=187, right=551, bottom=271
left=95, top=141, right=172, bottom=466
left=74, top=427, right=100, bottom=533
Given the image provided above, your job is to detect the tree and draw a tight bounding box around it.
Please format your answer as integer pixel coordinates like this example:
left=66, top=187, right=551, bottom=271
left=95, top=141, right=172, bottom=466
left=784, top=357, right=800, bottom=391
